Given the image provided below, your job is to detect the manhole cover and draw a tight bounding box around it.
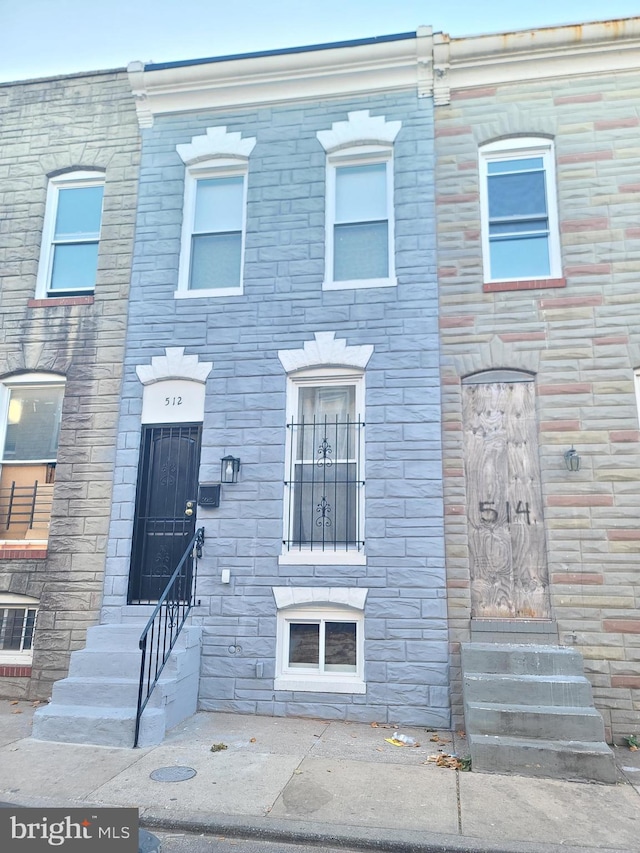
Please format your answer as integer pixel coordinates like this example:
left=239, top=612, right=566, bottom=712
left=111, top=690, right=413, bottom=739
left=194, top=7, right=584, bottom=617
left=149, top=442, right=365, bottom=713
left=149, top=766, right=197, bottom=782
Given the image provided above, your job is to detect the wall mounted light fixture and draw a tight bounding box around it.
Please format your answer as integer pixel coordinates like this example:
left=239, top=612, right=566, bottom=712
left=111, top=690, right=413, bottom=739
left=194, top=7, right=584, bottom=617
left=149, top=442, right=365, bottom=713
left=564, top=447, right=581, bottom=472
left=221, top=455, right=241, bottom=484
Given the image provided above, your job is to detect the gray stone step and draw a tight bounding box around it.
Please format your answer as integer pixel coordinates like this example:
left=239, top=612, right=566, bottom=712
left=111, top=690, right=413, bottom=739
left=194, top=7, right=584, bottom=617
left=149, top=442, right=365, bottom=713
left=32, top=704, right=165, bottom=748
left=466, top=701, right=606, bottom=741
left=468, top=733, right=617, bottom=783
left=86, top=623, right=145, bottom=649
left=463, top=672, right=594, bottom=706
left=462, top=643, right=584, bottom=676
left=50, top=675, right=176, bottom=708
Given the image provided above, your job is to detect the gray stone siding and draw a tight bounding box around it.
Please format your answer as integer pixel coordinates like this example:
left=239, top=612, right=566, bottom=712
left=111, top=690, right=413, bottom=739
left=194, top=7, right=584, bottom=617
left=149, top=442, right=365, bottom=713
left=0, top=71, right=140, bottom=698
left=103, top=90, right=449, bottom=726
left=435, top=71, right=640, bottom=740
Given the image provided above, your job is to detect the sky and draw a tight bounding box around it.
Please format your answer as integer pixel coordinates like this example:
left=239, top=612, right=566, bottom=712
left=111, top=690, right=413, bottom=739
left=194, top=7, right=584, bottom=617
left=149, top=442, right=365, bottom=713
left=1, top=0, right=639, bottom=83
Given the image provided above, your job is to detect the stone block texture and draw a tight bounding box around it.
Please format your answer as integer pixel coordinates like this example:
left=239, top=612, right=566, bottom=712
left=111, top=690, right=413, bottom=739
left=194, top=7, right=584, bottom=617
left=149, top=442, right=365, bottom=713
left=436, top=66, right=640, bottom=739
left=0, top=72, right=140, bottom=698
left=103, top=89, right=449, bottom=726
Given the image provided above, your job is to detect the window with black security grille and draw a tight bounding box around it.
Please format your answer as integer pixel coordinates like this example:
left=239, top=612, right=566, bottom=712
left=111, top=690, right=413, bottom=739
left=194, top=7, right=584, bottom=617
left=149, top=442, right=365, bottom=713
left=284, top=385, right=364, bottom=552
left=0, top=607, right=36, bottom=653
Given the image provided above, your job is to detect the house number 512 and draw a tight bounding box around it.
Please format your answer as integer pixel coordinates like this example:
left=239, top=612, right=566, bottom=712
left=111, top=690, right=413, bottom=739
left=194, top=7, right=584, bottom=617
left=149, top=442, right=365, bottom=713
left=479, top=501, right=531, bottom=525
left=165, top=396, right=182, bottom=406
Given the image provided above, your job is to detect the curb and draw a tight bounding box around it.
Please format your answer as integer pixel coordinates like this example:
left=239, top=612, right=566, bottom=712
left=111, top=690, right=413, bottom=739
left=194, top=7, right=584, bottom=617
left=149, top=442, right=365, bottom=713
left=140, top=811, right=630, bottom=853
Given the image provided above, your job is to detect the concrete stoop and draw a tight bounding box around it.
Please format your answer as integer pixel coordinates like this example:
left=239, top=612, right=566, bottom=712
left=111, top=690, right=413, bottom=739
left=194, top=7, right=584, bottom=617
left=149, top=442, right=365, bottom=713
left=461, top=642, right=616, bottom=783
left=32, top=623, right=202, bottom=748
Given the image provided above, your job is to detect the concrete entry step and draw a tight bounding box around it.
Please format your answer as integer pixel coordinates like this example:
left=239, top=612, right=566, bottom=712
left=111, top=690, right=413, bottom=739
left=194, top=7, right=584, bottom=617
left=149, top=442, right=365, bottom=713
left=32, top=703, right=165, bottom=748
left=465, top=701, right=606, bottom=741
left=462, top=643, right=584, bottom=676
left=32, top=622, right=202, bottom=748
left=468, top=733, right=618, bottom=783
left=461, top=642, right=615, bottom=783
left=463, top=672, right=594, bottom=706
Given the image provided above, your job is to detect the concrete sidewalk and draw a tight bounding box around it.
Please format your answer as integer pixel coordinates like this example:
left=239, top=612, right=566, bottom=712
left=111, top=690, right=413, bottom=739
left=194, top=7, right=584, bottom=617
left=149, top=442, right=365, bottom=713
left=0, top=699, right=638, bottom=853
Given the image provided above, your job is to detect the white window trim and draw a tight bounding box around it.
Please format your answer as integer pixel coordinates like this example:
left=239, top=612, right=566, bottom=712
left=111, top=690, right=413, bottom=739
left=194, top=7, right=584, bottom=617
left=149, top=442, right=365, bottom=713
left=0, top=595, right=39, bottom=665
left=176, top=157, right=248, bottom=299
left=0, top=374, right=66, bottom=466
left=274, top=603, right=366, bottom=694
left=280, top=367, right=366, bottom=564
left=479, top=137, right=561, bottom=284
left=323, top=146, right=397, bottom=291
left=0, top=375, right=65, bottom=545
left=35, top=170, right=105, bottom=298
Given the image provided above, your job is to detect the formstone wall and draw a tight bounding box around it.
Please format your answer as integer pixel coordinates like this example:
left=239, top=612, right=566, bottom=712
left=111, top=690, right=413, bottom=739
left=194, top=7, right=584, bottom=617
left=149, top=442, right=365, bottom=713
left=436, top=69, right=640, bottom=740
left=102, top=89, right=450, bottom=726
left=0, top=71, right=140, bottom=698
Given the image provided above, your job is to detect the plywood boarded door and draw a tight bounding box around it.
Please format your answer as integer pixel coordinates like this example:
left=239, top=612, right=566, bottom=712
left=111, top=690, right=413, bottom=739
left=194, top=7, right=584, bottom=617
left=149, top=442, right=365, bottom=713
left=462, top=372, right=549, bottom=619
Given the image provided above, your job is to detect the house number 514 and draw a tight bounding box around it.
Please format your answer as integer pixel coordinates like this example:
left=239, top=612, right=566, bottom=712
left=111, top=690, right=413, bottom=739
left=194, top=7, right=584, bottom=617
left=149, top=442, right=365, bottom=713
left=479, top=501, right=531, bottom=525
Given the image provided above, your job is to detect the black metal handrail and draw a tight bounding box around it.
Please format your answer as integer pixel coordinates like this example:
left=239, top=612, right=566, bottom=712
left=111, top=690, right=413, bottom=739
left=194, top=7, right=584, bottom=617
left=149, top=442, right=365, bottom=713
left=133, top=526, right=205, bottom=748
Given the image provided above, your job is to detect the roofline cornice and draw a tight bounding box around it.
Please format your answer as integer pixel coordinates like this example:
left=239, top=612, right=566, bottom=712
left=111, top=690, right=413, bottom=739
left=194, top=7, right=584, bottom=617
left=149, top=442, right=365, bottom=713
left=434, top=17, right=640, bottom=104
left=127, top=28, right=434, bottom=128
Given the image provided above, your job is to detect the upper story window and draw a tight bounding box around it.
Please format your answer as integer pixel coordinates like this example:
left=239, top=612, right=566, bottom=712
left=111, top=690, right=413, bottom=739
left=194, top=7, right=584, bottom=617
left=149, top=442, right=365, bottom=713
left=317, top=110, right=401, bottom=291
left=0, top=374, right=65, bottom=544
left=36, top=171, right=105, bottom=297
left=479, top=138, right=561, bottom=283
left=175, top=126, right=256, bottom=299
left=178, top=167, right=247, bottom=295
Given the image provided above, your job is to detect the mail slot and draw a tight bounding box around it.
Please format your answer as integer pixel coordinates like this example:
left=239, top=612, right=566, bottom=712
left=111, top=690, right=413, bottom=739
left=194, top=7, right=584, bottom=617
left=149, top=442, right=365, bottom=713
left=198, top=483, right=221, bottom=508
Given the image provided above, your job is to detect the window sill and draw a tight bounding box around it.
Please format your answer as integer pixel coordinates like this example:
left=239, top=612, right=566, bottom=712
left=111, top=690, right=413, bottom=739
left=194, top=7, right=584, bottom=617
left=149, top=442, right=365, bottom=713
left=0, top=663, right=32, bottom=677
left=174, top=287, right=243, bottom=299
left=322, top=276, right=397, bottom=291
left=274, top=676, right=366, bottom=694
left=29, top=295, right=94, bottom=307
left=483, top=277, right=566, bottom=293
left=279, top=551, right=366, bottom=566
left=0, top=544, right=47, bottom=560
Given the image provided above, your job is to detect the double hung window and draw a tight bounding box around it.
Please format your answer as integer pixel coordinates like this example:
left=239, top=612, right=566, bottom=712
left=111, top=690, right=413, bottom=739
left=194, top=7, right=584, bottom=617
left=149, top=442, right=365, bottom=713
left=332, top=160, right=390, bottom=283
left=36, top=171, right=104, bottom=296
left=0, top=375, right=64, bottom=542
left=479, top=138, right=561, bottom=282
left=178, top=164, right=248, bottom=297
left=283, top=372, right=364, bottom=561
left=0, top=595, right=39, bottom=665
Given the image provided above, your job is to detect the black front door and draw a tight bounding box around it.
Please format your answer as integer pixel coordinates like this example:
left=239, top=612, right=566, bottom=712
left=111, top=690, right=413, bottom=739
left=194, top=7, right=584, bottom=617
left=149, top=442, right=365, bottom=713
left=128, top=424, right=202, bottom=603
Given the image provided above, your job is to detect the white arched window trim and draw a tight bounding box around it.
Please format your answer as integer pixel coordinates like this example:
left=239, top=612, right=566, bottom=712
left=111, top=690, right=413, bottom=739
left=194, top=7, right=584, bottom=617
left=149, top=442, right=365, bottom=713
left=273, top=587, right=367, bottom=694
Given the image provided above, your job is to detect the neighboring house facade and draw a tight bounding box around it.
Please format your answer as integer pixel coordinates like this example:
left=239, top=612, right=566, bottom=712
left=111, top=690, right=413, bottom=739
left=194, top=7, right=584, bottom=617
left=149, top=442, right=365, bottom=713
left=0, top=71, right=140, bottom=699
left=434, top=18, right=640, bottom=740
left=87, top=31, right=450, bottom=729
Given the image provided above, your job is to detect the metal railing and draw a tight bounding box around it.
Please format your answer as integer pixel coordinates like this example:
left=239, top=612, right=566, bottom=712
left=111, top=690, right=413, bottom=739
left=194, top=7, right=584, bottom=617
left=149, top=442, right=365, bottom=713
left=284, top=416, right=365, bottom=552
left=1, top=481, right=54, bottom=530
left=134, top=526, right=205, bottom=748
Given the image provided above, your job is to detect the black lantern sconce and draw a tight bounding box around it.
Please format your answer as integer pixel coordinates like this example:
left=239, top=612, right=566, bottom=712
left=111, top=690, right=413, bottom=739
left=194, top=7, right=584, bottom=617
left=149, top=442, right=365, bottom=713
left=221, top=455, right=241, bottom=484
left=564, top=447, right=581, bottom=472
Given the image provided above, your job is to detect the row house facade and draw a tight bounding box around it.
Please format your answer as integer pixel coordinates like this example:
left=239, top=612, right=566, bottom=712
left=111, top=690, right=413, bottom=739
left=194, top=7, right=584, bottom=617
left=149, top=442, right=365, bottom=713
left=0, top=72, right=140, bottom=699
left=434, top=18, right=640, bottom=741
